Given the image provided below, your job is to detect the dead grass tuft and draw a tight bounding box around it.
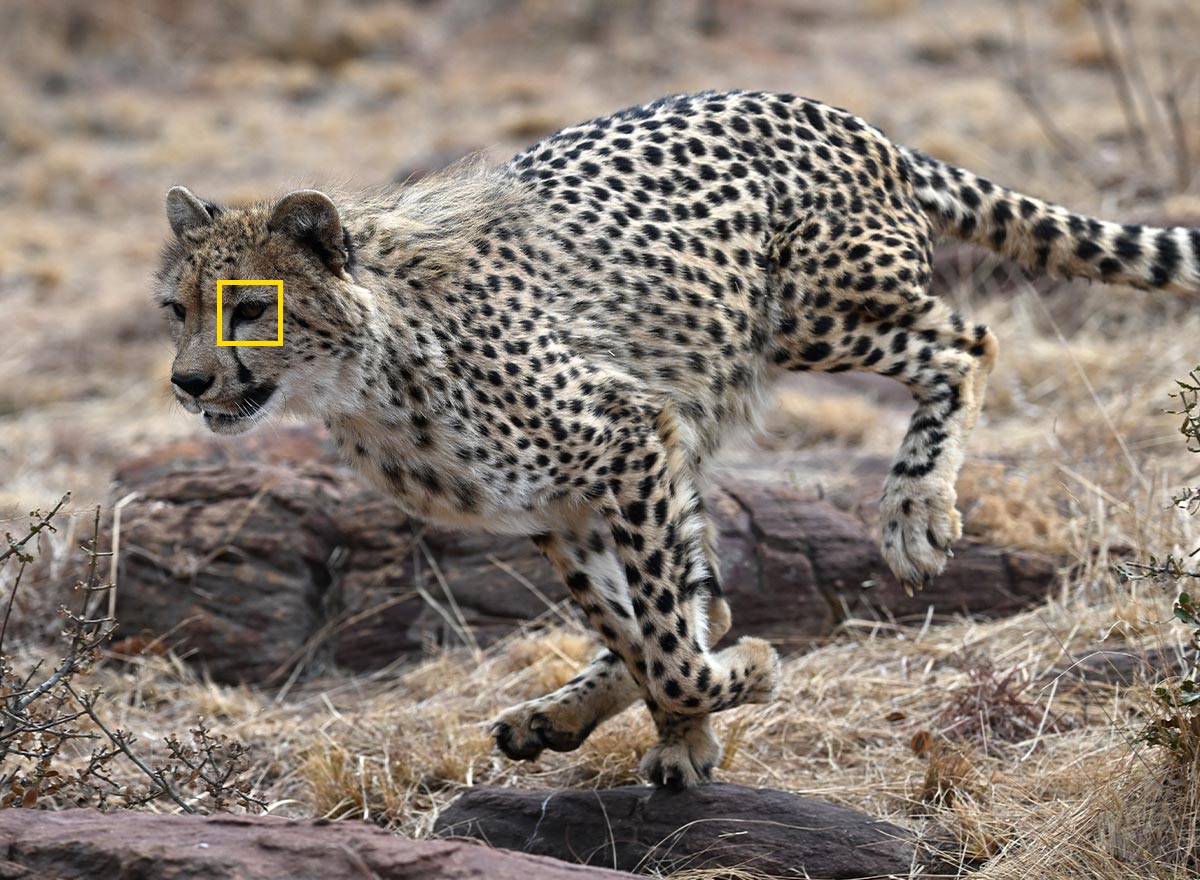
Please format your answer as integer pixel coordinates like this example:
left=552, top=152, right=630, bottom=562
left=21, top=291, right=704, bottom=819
left=499, top=631, right=594, bottom=678
left=759, top=389, right=887, bottom=451
left=976, top=751, right=1200, bottom=879
left=935, top=657, right=1071, bottom=748
left=957, top=461, right=1073, bottom=555
left=918, top=742, right=982, bottom=807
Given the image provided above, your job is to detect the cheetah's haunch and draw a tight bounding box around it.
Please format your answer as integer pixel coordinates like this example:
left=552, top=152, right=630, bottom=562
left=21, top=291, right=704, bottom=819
left=156, top=91, right=1199, bottom=787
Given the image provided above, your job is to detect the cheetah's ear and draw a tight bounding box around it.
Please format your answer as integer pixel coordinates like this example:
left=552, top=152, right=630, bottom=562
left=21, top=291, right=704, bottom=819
left=165, top=186, right=220, bottom=237
left=268, top=189, right=350, bottom=278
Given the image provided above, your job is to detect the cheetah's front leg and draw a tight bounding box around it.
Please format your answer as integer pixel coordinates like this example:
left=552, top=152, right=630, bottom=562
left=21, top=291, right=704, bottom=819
left=489, top=513, right=735, bottom=781
left=491, top=649, right=639, bottom=759
left=491, top=519, right=642, bottom=762
left=600, top=406, right=781, bottom=787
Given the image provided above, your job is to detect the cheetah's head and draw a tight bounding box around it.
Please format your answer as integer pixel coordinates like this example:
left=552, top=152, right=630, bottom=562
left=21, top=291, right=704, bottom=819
left=155, top=186, right=363, bottom=435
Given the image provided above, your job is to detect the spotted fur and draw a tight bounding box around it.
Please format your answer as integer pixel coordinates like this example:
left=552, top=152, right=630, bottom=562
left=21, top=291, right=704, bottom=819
left=156, top=91, right=1199, bottom=788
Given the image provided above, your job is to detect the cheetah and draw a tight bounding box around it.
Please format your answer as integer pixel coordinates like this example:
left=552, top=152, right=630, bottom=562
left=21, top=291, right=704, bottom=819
left=156, top=91, right=1199, bottom=789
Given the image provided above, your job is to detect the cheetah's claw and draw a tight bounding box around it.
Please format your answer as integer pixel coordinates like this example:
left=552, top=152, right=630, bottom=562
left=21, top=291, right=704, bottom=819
left=640, top=722, right=722, bottom=791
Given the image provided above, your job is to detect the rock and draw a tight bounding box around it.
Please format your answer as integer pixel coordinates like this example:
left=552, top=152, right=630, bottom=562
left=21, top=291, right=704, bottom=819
left=434, top=783, right=915, bottom=879
left=0, top=808, right=630, bottom=880
left=108, top=430, right=351, bottom=683
left=104, top=427, right=1061, bottom=683
left=1045, top=645, right=1190, bottom=687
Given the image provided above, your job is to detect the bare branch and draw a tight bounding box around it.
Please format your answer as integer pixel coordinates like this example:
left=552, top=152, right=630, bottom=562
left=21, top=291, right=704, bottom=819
left=0, top=493, right=69, bottom=566
left=63, top=682, right=199, bottom=814
left=0, top=497, right=261, bottom=812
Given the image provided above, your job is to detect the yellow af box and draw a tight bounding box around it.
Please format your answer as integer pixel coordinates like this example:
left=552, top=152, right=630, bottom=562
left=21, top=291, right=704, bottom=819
left=216, top=280, right=284, bottom=346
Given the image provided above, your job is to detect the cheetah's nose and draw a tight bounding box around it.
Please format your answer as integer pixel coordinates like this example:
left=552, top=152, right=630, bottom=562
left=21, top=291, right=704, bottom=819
left=171, top=372, right=215, bottom=398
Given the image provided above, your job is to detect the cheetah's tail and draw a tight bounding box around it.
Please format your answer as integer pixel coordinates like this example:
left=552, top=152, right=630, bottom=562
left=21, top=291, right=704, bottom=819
left=899, top=146, right=1200, bottom=296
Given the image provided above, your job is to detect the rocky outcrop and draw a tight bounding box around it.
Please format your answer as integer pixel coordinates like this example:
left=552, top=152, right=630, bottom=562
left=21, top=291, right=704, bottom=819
left=0, top=808, right=632, bottom=880
left=104, top=427, right=1062, bottom=683
left=434, top=783, right=916, bottom=879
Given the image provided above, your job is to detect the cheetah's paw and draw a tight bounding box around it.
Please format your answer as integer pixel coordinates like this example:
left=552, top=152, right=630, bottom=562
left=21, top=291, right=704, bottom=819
left=490, top=697, right=599, bottom=762
left=716, top=637, right=782, bottom=707
left=640, top=719, right=722, bottom=790
left=880, top=486, right=962, bottom=594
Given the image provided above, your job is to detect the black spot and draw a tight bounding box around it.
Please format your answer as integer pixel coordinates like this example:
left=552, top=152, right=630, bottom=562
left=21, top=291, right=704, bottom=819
left=655, top=588, right=675, bottom=613
left=802, top=102, right=826, bottom=131
left=645, top=550, right=664, bottom=579
left=1151, top=230, right=1181, bottom=287
left=1114, top=232, right=1143, bottom=261
left=1032, top=217, right=1061, bottom=241
left=801, top=342, right=832, bottom=361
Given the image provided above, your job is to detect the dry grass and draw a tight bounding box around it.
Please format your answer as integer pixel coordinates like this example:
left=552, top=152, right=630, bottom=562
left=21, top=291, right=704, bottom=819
left=955, top=461, right=1073, bottom=555
left=760, top=388, right=892, bottom=451
left=18, top=518, right=1197, bottom=874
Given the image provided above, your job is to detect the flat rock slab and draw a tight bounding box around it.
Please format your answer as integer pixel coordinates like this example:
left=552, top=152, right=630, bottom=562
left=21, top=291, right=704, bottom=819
left=434, top=783, right=914, bottom=879
left=95, top=427, right=1061, bottom=683
left=0, top=808, right=633, bottom=880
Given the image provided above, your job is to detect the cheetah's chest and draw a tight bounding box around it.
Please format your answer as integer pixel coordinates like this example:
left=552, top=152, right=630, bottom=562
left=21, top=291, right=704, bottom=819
left=328, top=418, right=574, bottom=536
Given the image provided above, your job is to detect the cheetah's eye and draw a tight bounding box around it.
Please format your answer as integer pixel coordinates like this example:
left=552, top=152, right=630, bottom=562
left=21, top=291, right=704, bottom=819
left=170, top=303, right=186, bottom=321
left=236, top=302, right=267, bottom=322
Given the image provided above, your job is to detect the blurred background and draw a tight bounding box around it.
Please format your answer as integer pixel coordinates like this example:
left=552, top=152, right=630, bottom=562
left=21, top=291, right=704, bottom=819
left=1, top=0, right=1198, bottom=517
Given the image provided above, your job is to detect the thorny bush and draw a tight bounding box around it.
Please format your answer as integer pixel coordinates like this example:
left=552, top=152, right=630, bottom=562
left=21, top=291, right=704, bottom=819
left=0, top=496, right=264, bottom=812
left=1119, top=367, right=1200, bottom=758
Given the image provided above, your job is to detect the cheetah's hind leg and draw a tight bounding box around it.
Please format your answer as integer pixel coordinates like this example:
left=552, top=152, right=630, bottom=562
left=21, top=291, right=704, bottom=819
left=771, top=205, right=1000, bottom=592
left=875, top=301, right=998, bottom=591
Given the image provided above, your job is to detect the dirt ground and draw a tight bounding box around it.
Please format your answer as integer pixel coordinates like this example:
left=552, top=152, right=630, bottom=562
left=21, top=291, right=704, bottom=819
left=3, top=1, right=1200, bottom=877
